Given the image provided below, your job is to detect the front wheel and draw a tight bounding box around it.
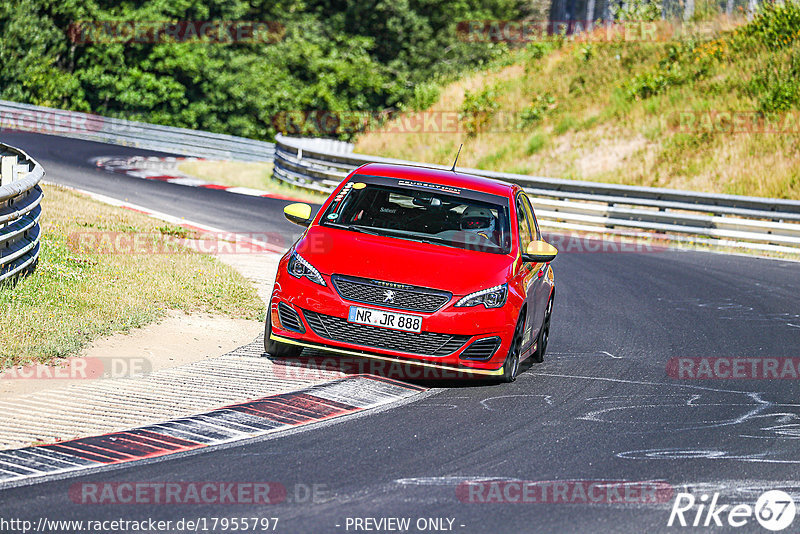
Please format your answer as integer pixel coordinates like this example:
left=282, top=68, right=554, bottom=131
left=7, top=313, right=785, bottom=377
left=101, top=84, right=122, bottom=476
left=264, top=311, right=302, bottom=358
left=499, top=316, right=525, bottom=383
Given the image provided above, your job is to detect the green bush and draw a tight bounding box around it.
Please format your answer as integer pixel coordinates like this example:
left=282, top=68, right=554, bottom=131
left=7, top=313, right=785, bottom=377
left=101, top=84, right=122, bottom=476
left=525, top=41, right=552, bottom=62
left=405, top=82, right=441, bottom=111
left=609, top=0, right=663, bottom=22
left=739, top=0, right=800, bottom=49
left=749, top=47, right=800, bottom=112
left=520, top=92, right=556, bottom=127
left=459, top=86, right=500, bottom=135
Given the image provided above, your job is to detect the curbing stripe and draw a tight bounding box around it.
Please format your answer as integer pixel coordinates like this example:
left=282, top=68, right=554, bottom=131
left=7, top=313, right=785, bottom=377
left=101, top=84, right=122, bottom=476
left=144, top=423, right=222, bottom=445
left=92, top=155, right=308, bottom=202
left=0, top=451, right=75, bottom=472
left=125, top=429, right=200, bottom=448
left=23, top=448, right=97, bottom=467
left=0, top=375, right=425, bottom=487
left=42, top=445, right=115, bottom=464
left=0, top=462, right=39, bottom=475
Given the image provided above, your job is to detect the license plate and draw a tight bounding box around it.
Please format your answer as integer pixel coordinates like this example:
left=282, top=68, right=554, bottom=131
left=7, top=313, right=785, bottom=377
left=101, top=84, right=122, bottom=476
left=347, top=306, right=422, bottom=333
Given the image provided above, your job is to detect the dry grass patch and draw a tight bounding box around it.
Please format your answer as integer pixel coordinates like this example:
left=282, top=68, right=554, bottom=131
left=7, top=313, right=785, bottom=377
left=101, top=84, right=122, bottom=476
left=353, top=7, right=800, bottom=200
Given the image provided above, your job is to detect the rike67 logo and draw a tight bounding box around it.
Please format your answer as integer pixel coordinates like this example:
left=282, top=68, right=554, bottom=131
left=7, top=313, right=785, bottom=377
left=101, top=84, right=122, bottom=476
left=668, top=490, right=796, bottom=531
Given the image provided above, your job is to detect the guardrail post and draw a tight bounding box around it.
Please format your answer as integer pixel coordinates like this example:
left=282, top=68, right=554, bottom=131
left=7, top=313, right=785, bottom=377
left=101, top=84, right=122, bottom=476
left=1, top=155, right=17, bottom=186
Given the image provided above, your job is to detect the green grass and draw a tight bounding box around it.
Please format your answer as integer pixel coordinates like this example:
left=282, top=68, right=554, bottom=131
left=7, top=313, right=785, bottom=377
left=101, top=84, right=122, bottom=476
left=0, top=186, right=265, bottom=368
left=355, top=2, right=800, bottom=200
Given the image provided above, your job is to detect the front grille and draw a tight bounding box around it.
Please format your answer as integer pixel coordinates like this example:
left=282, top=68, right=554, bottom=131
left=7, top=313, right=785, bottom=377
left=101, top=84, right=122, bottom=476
left=460, top=337, right=501, bottom=361
left=302, top=309, right=469, bottom=357
left=278, top=302, right=305, bottom=333
left=331, top=275, right=451, bottom=313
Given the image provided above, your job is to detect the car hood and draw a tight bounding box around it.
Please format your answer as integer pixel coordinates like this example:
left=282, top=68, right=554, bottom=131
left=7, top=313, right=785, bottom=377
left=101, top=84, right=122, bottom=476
left=295, top=226, right=514, bottom=295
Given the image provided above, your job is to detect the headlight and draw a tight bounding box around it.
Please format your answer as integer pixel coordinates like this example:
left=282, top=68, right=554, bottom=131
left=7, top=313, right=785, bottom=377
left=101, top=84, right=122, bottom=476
left=454, top=284, right=507, bottom=309
left=287, top=252, right=327, bottom=286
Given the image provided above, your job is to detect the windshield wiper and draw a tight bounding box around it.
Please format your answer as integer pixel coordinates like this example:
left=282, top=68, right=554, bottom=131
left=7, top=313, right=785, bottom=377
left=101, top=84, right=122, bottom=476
left=401, top=231, right=502, bottom=252
left=381, top=230, right=463, bottom=249
left=404, top=234, right=453, bottom=247
left=325, top=222, right=382, bottom=235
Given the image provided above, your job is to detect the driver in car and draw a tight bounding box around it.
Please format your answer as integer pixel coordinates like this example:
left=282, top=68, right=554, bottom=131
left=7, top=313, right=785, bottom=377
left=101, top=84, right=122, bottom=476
left=460, top=206, right=497, bottom=244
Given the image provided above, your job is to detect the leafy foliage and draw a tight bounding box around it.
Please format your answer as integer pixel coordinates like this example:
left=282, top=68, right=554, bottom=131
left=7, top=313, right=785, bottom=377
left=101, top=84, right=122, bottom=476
left=0, top=0, right=524, bottom=140
left=749, top=46, right=800, bottom=112
left=609, top=0, right=663, bottom=22
left=738, top=0, right=800, bottom=49
left=459, top=86, right=500, bottom=136
left=520, top=93, right=556, bottom=126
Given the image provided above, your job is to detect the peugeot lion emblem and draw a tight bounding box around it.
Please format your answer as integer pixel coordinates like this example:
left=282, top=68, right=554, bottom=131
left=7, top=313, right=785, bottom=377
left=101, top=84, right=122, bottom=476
left=383, top=290, right=396, bottom=303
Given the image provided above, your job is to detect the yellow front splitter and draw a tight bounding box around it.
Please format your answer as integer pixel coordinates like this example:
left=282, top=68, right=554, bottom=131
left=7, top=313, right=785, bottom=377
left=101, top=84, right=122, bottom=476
left=270, top=333, right=504, bottom=377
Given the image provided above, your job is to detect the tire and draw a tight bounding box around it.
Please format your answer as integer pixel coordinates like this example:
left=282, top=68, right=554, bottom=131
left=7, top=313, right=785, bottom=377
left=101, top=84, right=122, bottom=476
left=499, top=315, right=525, bottom=383
left=531, top=293, right=553, bottom=364
left=264, top=310, right=303, bottom=358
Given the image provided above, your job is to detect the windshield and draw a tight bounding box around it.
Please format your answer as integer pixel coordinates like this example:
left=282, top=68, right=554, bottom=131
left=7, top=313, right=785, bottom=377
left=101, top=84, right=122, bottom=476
left=320, top=179, right=511, bottom=254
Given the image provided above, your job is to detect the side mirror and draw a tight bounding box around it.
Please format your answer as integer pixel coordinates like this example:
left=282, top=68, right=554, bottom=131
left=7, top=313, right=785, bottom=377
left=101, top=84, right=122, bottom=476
left=523, top=240, right=558, bottom=263
left=283, top=203, right=313, bottom=227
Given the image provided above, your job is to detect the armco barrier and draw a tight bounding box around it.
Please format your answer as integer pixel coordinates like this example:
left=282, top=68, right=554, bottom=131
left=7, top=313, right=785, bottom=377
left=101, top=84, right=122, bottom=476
left=0, top=100, right=274, bottom=162
left=272, top=134, right=800, bottom=254
left=0, top=143, right=43, bottom=282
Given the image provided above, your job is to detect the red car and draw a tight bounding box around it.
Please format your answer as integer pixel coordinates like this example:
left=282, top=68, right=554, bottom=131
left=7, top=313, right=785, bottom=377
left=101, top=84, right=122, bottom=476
left=265, top=163, right=557, bottom=382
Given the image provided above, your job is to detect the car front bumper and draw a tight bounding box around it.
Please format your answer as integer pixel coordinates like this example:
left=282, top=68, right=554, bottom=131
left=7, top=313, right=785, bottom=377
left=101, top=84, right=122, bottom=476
left=269, top=266, right=520, bottom=377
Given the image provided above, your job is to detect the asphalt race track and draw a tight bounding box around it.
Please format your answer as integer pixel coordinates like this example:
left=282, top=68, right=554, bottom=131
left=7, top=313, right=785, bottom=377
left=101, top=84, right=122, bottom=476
left=2, top=130, right=800, bottom=533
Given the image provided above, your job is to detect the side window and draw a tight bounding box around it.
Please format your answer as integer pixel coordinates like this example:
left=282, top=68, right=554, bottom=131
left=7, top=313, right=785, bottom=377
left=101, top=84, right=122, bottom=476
left=522, top=194, right=540, bottom=240
left=516, top=195, right=533, bottom=254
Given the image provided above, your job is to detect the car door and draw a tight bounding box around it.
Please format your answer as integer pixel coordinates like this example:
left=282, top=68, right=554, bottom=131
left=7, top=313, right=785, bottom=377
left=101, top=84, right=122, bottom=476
left=514, top=194, right=538, bottom=355
left=522, top=194, right=551, bottom=336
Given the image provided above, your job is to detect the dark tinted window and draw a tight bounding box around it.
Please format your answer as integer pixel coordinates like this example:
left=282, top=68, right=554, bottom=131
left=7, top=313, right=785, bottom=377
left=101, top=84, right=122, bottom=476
left=321, top=183, right=511, bottom=254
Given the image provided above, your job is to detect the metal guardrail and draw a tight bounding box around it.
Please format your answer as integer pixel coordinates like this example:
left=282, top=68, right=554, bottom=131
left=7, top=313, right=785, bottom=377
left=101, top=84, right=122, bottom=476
left=0, top=143, right=43, bottom=282
left=0, top=100, right=275, bottom=162
left=273, top=134, right=800, bottom=254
